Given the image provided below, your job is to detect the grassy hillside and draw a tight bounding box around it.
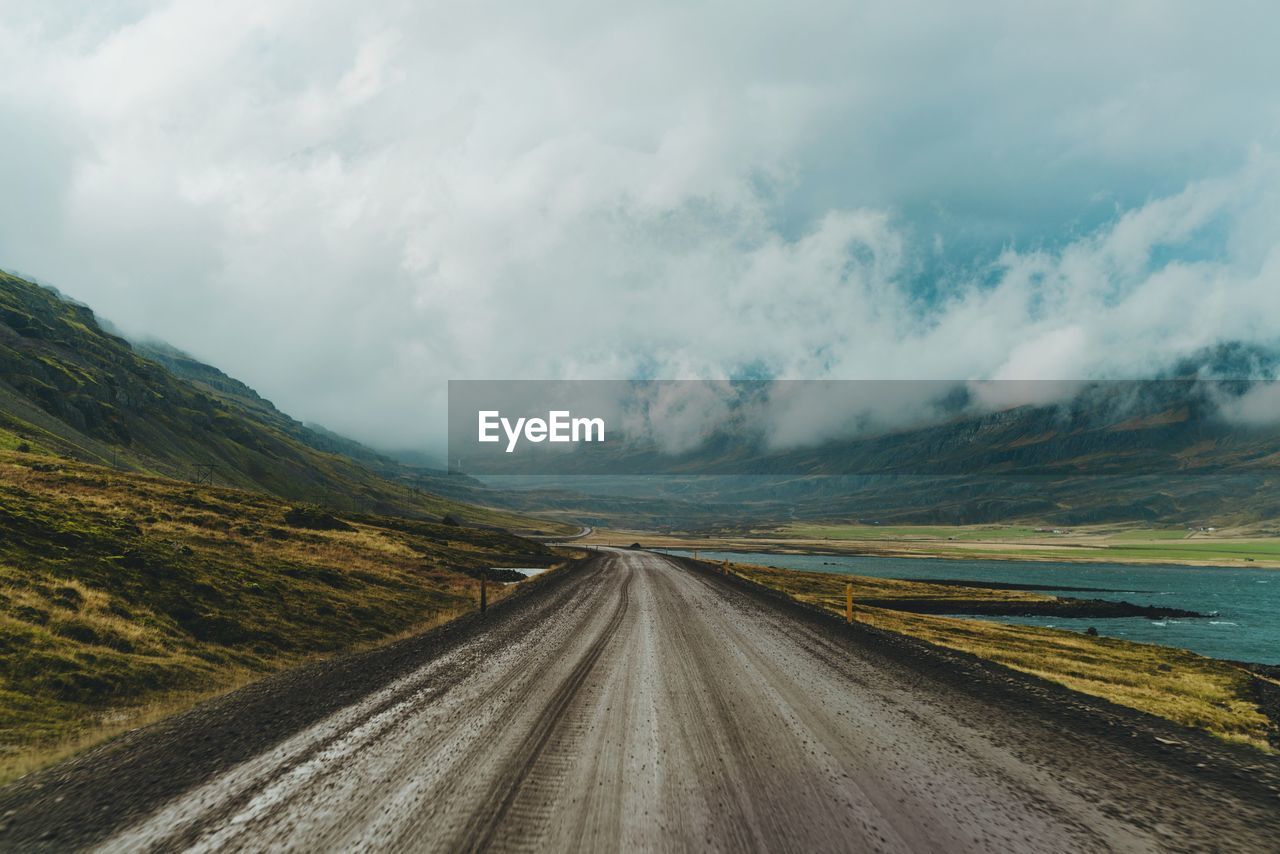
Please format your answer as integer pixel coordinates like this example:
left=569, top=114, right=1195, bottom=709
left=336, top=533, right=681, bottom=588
left=0, top=449, right=563, bottom=780
left=0, top=270, right=571, bottom=534
left=135, top=338, right=396, bottom=468
left=0, top=270, right=585, bottom=779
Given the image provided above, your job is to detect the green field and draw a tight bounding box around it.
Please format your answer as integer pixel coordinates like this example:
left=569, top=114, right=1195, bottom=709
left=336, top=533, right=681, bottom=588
left=769, top=523, right=1280, bottom=565
left=1107, top=529, right=1197, bottom=540
left=779, top=524, right=1043, bottom=541
left=1094, top=541, right=1280, bottom=561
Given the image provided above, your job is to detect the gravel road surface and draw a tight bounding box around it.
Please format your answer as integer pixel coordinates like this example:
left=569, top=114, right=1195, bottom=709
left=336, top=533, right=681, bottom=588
left=3, top=548, right=1278, bottom=852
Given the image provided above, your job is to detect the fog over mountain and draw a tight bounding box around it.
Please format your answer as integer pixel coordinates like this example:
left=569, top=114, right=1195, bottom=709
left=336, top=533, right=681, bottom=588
left=2, top=1, right=1279, bottom=453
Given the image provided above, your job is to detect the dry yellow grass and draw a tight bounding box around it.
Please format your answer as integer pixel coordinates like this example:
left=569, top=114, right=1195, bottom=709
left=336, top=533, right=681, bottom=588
left=0, top=674, right=258, bottom=783
left=0, top=599, right=496, bottom=783
left=0, top=451, right=561, bottom=781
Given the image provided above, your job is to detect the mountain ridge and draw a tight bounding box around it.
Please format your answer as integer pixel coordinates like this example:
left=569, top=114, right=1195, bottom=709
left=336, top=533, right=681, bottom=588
left=6, top=268, right=1280, bottom=529
left=0, top=269, right=564, bottom=533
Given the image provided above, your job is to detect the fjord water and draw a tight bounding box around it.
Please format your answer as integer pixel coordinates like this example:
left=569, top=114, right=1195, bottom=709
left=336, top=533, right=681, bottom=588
left=677, top=551, right=1280, bottom=664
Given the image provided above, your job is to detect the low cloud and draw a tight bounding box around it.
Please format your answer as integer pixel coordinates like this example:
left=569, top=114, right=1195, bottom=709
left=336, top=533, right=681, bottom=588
left=1, top=1, right=1279, bottom=455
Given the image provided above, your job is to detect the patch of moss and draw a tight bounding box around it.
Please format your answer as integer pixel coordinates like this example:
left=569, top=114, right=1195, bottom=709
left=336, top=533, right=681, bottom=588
left=284, top=505, right=353, bottom=531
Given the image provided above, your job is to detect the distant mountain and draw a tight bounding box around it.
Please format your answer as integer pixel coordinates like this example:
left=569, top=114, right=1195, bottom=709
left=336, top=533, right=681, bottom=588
left=131, top=339, right=511, bottom=502
left=7, top=266, right=1276, bottom=530
left=0, top=270, right=561, bottom=531
left=134, top=339, right=393, bottom=467
left=470, top=376, right=1280, bottom=528
left=712, top=377, right=1280, bottom=525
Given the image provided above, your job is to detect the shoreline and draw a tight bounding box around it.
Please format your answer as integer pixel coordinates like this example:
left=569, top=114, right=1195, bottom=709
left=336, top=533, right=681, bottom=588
left=861, top=596, right=1208, bottom=620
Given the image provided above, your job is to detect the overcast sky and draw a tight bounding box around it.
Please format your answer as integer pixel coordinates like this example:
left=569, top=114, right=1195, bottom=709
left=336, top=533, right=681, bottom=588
left=2, top=1, right=1279, bottom=451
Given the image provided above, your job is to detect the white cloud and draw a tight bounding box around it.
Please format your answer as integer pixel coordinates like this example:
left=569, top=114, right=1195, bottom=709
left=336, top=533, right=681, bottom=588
left=1218, top=382, right=1280, bottom=427
left=0, top=1, right=1278, bottom=452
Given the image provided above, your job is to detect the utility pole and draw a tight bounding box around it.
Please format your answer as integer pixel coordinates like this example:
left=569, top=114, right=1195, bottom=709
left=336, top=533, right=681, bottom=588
left=479, top=570, right=488, bottom=614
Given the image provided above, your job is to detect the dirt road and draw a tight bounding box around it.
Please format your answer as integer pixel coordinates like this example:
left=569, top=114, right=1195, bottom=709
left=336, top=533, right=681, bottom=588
left=4, top=548, right=1279, bottom=851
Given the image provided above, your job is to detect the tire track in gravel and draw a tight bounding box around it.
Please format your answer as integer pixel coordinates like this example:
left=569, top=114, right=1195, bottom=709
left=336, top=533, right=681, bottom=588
left=86, top=556, right=618, bottom=853
left=456, top=571, right=632, bottom=852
